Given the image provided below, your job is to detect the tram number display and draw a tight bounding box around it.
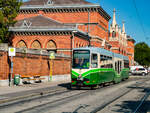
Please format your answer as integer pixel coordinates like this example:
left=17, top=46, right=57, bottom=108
left=73, top=50, right=90, bottom=58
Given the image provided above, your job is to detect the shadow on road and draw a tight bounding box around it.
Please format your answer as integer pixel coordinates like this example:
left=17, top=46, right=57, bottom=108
left=58, top=82, right=71, bottom=89
left=112, top=86, right=150, bottom=113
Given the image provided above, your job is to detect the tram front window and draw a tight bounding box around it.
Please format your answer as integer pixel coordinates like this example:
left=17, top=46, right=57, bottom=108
left=73, top=50, right=90, bottom=69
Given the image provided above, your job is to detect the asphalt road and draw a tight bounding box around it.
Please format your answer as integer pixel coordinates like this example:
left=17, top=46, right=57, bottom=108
left=0, top=75, right=150, bottom=113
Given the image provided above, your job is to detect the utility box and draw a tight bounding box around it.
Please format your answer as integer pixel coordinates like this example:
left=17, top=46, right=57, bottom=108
left=14, top=74, right=20, bottom=85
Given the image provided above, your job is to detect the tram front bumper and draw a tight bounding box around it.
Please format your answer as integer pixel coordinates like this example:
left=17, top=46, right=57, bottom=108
left=76, top=80, right=84, bottom=86
left=72, top=78, right=90, bottom=86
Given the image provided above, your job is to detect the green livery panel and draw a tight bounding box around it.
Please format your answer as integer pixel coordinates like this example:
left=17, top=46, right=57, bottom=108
left=71, top=68, right=129, bottom=87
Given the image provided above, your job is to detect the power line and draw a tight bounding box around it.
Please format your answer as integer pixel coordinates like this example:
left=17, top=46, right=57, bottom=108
left=132, top=0, right=147, bottom=40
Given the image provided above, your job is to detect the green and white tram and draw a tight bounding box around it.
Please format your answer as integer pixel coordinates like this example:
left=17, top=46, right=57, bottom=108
left=71, top=47, right=129, bottom=89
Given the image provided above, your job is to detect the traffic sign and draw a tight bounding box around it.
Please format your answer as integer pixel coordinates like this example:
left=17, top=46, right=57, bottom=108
left=8, top=48, right=16, bottom=56
left=49, top=52, right=55, bottom=59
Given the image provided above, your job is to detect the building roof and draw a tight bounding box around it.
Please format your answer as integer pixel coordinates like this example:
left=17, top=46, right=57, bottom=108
left=127, top=35, right=136, bottom=43
left=14, top=15, right=75, bottom=29
left=10, top=15, right=91, bottom=40
left=23, top=0, right=93, bottom=6
left=21, top=0, right=111, bottom=21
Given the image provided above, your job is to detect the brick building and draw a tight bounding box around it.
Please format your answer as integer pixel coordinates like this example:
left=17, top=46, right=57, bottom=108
left=0, top=0, right=112, bottom=86
left=0, top=0, right=135, bottom=86
left=109, top=9, right=135, bottom=66
left=10, top=0, right=111, bottom=56
left=127, top=35, right=135, bottom=66
left=9, top=0, right=135, bottom=66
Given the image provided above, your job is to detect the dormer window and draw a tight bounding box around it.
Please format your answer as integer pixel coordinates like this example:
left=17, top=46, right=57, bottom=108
left=47, top=0, right=53, bottom=5
left=22, top=20, right=32, bottom=28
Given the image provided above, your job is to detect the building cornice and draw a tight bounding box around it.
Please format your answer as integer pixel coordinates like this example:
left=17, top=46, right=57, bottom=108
left=9, top=27, right=90, bottom=40
left=21, top=4, right=100, bottom=9
left=20, top=4, right=111, bottom=21
left=9, top=27, right=76, bottom=32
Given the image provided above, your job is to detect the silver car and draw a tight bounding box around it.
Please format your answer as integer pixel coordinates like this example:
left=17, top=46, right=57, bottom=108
left=131, top=68, right=148, bottom=76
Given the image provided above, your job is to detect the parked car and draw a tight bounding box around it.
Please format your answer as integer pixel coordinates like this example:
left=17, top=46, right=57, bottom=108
left=131, top=68, right=148, bottom=76
left=147, top=67, right=150, bottom=73
left=130, top=66, right=144, bottom=71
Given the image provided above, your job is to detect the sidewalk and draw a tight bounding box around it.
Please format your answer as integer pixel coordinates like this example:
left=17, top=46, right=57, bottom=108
left=0, top=79, right=71, bottom=103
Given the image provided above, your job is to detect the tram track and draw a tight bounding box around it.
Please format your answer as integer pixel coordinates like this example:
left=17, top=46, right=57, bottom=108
left=15, top=90, right=89, bottom=113
left=0, top=76, right=148, bottom=113
left=91, top=78, right=150, bottom=113
left=14, top=78, right=145, bottom=113
left=133, top=90, right=150, bottom=113
left=0, top=87, right=71, bottom=108
left=0, top=78, right=130, bottom=113
left=10, top=84, right=119, bottom=113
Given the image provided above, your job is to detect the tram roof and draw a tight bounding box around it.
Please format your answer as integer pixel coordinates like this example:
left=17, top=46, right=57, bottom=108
left=73, top=47, right=129, bottom=60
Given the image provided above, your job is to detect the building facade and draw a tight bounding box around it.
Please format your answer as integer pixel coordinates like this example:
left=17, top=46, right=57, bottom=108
left=10, top=0, right=135, bottom=64
left=0, top=0, right=136, bottom=86
left=10, top=0, right=111, bottom=57
left=109, top=9, right=135, bottom=65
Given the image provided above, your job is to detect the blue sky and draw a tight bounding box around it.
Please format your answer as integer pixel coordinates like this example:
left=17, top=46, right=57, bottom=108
left=86, top=0, right=150, bottom=45
left=23, top=0, right=150, bottom=45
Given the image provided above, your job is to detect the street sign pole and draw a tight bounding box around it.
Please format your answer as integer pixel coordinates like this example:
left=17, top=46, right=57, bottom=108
left=10, top=56, right=13, bottom=86
left=8, top=47, right=16, bottom=86
left=49, top=52, right=55, bottom=81
left=49, top=59, right=53, bottom=81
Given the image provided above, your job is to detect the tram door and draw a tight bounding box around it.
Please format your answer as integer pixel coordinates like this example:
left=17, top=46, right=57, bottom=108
left=115, top=60, right=122, bottom=74
left=115, top=61, right=120, bottom=74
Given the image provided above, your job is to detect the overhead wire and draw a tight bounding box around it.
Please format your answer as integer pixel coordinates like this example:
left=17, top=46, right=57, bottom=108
left=132, top=0, right=148, bottom=40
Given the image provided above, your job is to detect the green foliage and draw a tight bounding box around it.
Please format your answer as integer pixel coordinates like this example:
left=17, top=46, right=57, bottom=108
left=0, top=0, right=22, bottom=43
left=134, top=42, right=150, bottom=66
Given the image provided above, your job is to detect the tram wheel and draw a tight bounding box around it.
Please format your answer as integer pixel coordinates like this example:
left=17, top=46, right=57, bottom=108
left=90, top=85, right=97, bottom=90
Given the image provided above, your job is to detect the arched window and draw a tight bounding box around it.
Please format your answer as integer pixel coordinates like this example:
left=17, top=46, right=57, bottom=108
left=46, top=40, right=57, bottom=52
left=31, top=40, right=41, bottom=49
left=112, top=31, right=116, bottom=38
left=17, top=40, right=27, bottom=48
left=47, top=40, right=56, bottom=49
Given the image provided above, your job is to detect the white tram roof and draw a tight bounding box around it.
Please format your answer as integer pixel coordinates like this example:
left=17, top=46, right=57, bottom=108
left=73, top=47, right=129, bottom=61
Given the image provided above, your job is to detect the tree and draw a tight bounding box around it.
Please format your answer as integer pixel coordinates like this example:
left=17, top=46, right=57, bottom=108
left=134, top=42, right=150, bottom=66
left=0, top=0, right=22, bottom=43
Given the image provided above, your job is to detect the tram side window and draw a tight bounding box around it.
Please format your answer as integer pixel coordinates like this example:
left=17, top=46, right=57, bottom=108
left=100, top=55, right=113, bottom=68
left=124, top=60, right=129, bottom=68
left=101, top=64, right=113, bottom=68
left=91, top=54, right=98, bottom=68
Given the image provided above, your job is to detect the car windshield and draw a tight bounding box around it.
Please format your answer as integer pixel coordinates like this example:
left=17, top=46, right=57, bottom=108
left=72, top=50, right=90, bottom=69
